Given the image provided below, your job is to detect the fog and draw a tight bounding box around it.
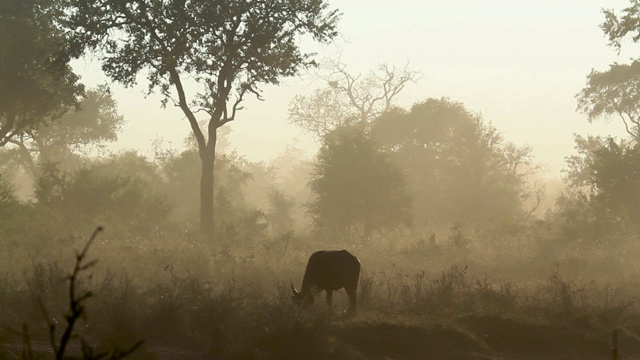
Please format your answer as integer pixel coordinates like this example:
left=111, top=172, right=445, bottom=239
left=1, top=0, right=640, bottom=359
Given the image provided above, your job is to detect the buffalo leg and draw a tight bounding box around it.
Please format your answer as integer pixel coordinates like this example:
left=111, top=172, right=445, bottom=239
left=346, top=287, right=357, bottom=314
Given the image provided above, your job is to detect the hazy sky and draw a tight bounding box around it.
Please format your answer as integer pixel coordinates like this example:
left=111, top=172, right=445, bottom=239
left=74, top=0, right=635, bottom=178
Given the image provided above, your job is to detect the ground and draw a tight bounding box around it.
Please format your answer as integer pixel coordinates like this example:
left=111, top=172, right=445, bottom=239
left=3, top=313, right=634, bottom=360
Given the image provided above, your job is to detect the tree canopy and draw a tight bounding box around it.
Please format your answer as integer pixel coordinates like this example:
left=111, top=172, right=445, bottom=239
left=1, top=86, right=124, bottom=177
left=308, top=125, right=412, bottom=242
left=576, top=61, right=640, bottom=141
left=65, top=0, right=340, bottom=242
left=373, top=98, right=540, bottom=227
left=0, top=0, right=83, bottom=147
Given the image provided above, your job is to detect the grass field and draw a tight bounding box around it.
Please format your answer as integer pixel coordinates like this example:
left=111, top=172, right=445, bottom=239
left=2, top=240, right=640, bottom=360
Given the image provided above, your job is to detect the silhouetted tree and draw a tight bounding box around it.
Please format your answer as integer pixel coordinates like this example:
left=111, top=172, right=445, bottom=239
left=159, top=146, right=270, bottom=247
left=372, top=98, right=540, bottom=228
left=2, top=86, right=124, bottom=177
left=0, top=0, right=83, bottom=147
left=562, top=135, right=640, bottom=235
left=562, top=1, right=640, bottom=246
left=308, top=125, right=412, bottom=242
left=577, top=61, right=640, bottom=142
left=65, top=0, right=340, bottom=244
left=575, top=1, right=640, bottom=142
left=601, top=1, right=640, bottom=57
left=289, top=59, right=421, bottom=140
left=34, top=155, right=172, bottom=236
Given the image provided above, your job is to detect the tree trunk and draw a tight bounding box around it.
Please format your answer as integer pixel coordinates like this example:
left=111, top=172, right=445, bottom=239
left=199, top=131, right=217, bottom=244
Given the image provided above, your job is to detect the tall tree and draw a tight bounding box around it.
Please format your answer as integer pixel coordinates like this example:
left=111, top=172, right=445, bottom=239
left=372, top=98, right=541, bottom=227
left=65, top=0, right=340, bottom=243
left=562, top=2, right=640, bottom=248
left=558, top=135, right=640, bottom=245
left=308, top=125, right=412, bottom=242
left=576, top=2, right=640, bottom=142
left=0, top=0, right=83, bottom=147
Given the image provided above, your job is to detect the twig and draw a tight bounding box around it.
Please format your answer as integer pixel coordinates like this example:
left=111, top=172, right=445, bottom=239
left=36, top=226, right=144, bottom=360
left=56, top=226, right=103, bottom=360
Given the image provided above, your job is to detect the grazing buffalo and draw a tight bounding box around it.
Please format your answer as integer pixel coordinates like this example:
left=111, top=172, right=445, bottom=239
left=291, top=250, right=361, bottom=314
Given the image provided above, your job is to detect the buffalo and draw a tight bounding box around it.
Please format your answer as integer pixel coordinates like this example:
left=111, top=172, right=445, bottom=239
left=291, top=250, right=361, bottom=314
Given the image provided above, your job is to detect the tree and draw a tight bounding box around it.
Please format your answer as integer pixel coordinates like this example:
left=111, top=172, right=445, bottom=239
left=0, top=0, right=83, bottom=147
left=65, top=0, right=340, bottom=244
left=0, top=173, right=27, bottom=237
left=576, top=1, right=640, bottom=142
left=308, top=125, right=412, bottom=242
left=266, top=186, right=296, bottom=235
left=576, top=61, right=640, bottom=141
left=33, top=154, right=173, bottom=237
left=2, top=86, right=124, bottom=177
left=554, top=1, right=640, bottom=252
left=372, top=98, right=541, bottom=228
left=563, top=135, right=640, bottom=231
left=564, top=1, right=640, bottom=245
left=545, top=135, right=640, bottom=256
left=601, top=1, right=640, bottom=53
left=289, top=59, right=421, bottom=140
left=158, top=144, right=271, bottom=248
left=270, top=145, right=315, bottom=228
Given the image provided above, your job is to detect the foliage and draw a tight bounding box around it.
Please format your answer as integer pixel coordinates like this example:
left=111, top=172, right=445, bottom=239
left=308, top=125, right=412, bottom=242
left=557, top=135, right=640, bottom=244
left=32, top=155, right=172, bottom=238
left=0, top=0, right=83, bottom=147
left=2, top=85, right=125, bottom=177
left=65, top=0, right=340, bottom=241
left=158, top=147, right=270, bottom=248
left=576, top=61, right=640, bottom=141
left=565, top=0, right=640, bottom=260
left=0, top=174, right=30, bottom=244
left=601, top=1, right=640, bottom=52
left=266, top=187, right=296, bottom=235
left=269, top=145, right=315, bottom=230
left=575, top=1, right=640, bottom=142
left=238, top=159, right=278, bottom=211
left=372, top=98, right=539, bottom=228
left=161, top=149, right=247, bottom=218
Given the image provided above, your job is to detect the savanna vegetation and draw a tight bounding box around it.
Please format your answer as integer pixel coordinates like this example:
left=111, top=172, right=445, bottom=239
left=2, top=0, right=640, bottom=359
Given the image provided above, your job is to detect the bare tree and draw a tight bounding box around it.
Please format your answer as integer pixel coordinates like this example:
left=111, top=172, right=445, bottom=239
left=289, top=58, right=422, bottom=140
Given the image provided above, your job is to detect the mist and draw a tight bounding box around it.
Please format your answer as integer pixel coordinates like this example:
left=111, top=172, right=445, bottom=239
left=1, top=0, right=640, bottom=359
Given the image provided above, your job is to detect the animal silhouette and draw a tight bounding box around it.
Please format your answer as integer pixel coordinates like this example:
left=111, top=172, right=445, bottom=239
left=291, top=250, right=361, bottom=314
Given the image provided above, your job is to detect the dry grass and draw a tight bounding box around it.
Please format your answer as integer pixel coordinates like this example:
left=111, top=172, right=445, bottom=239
left=2, top=243, right=640, bottom=359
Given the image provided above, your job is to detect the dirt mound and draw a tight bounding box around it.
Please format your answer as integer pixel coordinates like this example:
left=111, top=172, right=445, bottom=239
left=333, top=315, right=617, bottom=360
left=337, top=321, right=489, bottom=359
left=456, top=314, right=611, bottom=359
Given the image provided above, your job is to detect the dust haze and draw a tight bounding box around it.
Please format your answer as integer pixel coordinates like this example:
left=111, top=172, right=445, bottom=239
left=1, top=1, right=640, bottom=359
